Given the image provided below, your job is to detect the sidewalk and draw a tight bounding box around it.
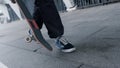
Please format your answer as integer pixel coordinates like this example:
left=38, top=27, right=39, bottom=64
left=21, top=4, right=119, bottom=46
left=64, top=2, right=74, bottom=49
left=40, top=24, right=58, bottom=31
left=0, top=2, right=120, bottom=68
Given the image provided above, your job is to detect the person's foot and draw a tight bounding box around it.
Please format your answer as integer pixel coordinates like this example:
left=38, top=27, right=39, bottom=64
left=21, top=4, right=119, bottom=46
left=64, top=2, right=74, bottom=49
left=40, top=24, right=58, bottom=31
left=55, top=36, right=76, bottom=53
left=66, top=5, right=77, bottom=12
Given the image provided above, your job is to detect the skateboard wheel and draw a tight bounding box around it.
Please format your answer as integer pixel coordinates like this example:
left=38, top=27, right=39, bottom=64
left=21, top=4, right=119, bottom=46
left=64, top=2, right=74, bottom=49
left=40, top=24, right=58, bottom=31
left=25, top=36, right=32, bottom=43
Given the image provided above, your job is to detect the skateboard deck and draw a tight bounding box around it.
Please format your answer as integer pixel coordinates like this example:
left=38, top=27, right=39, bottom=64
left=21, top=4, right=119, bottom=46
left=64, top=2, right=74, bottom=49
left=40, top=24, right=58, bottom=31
left=16, top=0, right=53, bottom=51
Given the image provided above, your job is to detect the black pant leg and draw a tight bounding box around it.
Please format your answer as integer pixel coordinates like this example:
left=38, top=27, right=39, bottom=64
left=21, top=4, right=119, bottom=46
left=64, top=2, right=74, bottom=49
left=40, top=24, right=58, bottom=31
left=34, top=0, right=64, bottom=38
left=33, top=7, right=44, bottom=29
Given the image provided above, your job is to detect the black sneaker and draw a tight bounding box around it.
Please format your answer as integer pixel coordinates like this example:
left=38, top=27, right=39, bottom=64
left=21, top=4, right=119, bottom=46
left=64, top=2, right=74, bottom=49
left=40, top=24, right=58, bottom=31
left=55, top=36, right=76, bottom=53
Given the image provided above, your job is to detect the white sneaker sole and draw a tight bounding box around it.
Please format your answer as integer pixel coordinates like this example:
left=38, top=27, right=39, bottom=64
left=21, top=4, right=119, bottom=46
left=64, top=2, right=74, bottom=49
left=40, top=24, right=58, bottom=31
left=61, top=48, right=76, bottom=53
left=67, top=6, right=77, bottom=12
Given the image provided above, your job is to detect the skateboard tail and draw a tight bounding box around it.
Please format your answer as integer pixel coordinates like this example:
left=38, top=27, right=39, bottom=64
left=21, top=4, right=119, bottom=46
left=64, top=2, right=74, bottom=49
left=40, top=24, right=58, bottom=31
left=28, top=20, right=53, bottom=51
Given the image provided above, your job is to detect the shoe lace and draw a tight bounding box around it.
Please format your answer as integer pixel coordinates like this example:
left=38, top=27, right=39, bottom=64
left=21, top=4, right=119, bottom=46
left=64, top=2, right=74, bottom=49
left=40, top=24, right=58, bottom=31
left=58, top=36, right=69, bottom=45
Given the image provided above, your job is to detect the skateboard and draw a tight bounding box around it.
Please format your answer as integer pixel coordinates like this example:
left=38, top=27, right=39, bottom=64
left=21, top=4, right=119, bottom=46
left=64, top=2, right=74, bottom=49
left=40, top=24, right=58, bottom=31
left=15, top=0, right=53, bottom=51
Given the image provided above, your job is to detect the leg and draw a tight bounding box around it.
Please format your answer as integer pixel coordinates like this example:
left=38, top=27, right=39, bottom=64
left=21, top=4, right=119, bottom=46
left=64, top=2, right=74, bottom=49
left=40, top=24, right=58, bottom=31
left=63, top=0, right=75, bottom=8
left=33, top=7, right=44, bottom=29
left=34, top=0, right=76, bottom=52
left=34, top=0, right=64, bottom=38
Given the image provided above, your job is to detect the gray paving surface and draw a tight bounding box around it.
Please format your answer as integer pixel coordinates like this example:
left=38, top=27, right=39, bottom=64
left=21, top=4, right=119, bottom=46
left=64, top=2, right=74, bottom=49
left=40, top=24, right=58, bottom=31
left=0, top=2, right=120, bottom=68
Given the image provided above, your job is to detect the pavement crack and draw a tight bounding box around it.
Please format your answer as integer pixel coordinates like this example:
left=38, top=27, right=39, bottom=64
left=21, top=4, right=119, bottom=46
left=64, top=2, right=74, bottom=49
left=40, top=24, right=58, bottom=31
left=0, top=34, right=5, bottom=37
left=0, top=42, right=35, bottom=52
left=77, top=63, right=84, bottom=68
left=84, top=26, right=107, bottom=39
